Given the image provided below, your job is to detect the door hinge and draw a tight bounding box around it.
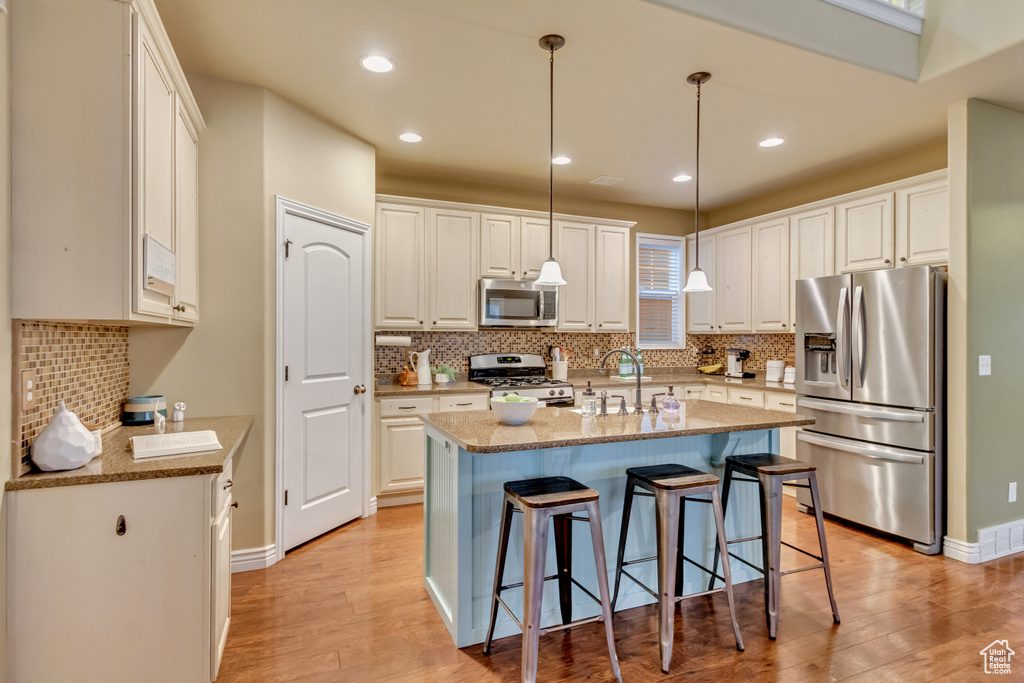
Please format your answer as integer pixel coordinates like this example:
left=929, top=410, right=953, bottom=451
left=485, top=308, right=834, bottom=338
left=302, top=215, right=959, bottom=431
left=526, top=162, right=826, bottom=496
left=284, top=239, right=293, bottom=258
left=284, top=490, right=288, bottom=505
left=285, top=366, right=289, bottom=381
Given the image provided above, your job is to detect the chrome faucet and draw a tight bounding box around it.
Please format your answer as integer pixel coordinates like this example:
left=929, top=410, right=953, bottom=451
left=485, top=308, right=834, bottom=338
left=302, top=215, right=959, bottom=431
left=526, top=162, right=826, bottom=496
left=599, top=348, right=644, bottom=415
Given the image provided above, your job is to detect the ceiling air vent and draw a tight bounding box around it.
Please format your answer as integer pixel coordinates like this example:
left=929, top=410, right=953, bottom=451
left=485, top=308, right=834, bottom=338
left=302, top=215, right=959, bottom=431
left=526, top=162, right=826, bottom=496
left=589, top=176, right=623, bottom=186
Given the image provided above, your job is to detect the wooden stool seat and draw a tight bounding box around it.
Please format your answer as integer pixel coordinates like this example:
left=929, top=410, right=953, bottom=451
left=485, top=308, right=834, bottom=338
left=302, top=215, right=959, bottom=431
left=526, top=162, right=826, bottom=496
left=725, top=453, right=816, bottom=476
left=625, top=464, right=720, bottom=490
left=503, top=476, right=599, bottom=508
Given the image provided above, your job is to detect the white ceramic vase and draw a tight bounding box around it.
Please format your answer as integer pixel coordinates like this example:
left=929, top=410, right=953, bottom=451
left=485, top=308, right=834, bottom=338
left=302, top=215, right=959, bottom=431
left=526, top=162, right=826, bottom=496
left=32, top=401, right=98, bottom=472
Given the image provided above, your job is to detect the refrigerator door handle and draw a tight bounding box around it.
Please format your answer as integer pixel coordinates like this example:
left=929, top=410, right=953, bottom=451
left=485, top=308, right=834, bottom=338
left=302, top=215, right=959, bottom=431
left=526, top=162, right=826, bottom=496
left=798, top=397, right=926, bottom=422
left=797, top=431, right=926, bottom=465
left=836, top=287, right=849, bottom=389
left=852, top=285, right=866, bottom=388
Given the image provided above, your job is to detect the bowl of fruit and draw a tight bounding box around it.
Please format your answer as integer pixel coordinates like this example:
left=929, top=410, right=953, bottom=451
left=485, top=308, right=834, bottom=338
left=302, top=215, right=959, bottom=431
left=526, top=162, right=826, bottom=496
left=490, top=393, right=540, bottom=425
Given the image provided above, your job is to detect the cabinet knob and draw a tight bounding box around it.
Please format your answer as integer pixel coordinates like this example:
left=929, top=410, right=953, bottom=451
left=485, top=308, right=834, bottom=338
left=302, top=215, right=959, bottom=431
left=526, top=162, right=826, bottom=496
left=512, top=270, right=516, bottom=275
left=231, top=501, right=239, bottom=508
left=419, top=320, right=423, bottom=325
left=433, top=321, right=437, bottom=325
left=884, top=259, right=891, bottom=264
left=223, top=479, right=233, bottom=490
left=900, top=256, right=907, bottom=262
left=115, top=515, right=126, bottom=536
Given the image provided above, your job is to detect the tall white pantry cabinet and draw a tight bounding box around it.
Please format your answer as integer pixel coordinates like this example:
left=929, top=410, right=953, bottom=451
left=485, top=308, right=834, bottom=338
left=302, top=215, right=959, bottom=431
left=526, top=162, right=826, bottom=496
left=11, top=0, right=205, bottom=325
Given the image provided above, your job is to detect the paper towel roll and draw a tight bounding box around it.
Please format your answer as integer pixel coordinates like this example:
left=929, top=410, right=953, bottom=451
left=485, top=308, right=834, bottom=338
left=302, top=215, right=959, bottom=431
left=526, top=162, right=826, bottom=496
left=375, top=335, right=412, bottom=347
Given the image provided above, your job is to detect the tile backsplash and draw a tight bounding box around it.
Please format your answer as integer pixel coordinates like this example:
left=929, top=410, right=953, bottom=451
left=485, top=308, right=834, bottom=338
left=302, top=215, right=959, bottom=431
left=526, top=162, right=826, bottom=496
left=375, top=330, right=795, bottom=376
left=15, top=321, right=130, bottom=474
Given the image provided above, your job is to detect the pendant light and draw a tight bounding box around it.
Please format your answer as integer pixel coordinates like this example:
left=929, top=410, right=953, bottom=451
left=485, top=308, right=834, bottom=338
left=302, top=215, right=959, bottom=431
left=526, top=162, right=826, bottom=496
left=534, top=34, right=567, bottom=287
left=682, top=71, right=713, bottom=293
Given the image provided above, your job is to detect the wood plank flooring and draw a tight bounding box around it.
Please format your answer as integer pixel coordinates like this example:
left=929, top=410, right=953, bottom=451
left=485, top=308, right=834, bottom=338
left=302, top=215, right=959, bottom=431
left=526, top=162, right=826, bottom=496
left=217, top=500, right=1024, bottom=682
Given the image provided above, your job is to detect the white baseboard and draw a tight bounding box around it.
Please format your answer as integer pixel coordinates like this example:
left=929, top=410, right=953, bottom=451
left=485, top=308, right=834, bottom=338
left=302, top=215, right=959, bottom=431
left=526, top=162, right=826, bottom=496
left=231, top=544, right=278, bottom=573
left=369, top=496, right=378, bottom=516
left=377, top=491, right=424, bottom=508
left=945, top=517, right=1024, bottom=564
left=943, top=536, right=982, bottom=564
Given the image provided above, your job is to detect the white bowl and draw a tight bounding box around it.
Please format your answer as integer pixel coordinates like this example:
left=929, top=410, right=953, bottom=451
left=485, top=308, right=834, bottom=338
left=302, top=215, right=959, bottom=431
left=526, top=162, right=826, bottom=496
left=490, top=396, right=539, bottom=425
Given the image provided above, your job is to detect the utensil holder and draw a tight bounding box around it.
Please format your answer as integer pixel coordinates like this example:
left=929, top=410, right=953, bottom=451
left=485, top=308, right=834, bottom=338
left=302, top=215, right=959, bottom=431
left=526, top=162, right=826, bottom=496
left=552, top=361, right=568, bottom=381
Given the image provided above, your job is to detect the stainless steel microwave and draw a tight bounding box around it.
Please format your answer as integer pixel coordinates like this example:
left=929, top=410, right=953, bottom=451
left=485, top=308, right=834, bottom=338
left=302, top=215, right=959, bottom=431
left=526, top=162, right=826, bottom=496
left=479, top=278, right=558, bottom=327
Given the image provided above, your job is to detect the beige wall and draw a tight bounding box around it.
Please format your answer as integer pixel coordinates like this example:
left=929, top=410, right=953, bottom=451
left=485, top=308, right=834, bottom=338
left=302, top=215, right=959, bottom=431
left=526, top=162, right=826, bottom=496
left=131, top=76, right=375, bottom=551
left=708, top=139, right=947, bottom=227
left=377, top=172, right=695, bottom=327
left=0, top=11, right=11, bottom=681
left=946, top=99, right=1024, bottom=543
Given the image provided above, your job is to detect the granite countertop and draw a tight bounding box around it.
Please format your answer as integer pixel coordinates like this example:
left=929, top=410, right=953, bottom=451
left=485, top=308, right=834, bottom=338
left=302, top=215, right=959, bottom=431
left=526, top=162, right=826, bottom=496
left=419, top=402, right=813, bottom=454
left=570, top=372, right=796, bottom=395
left=6, top=415, right=254, bottom=491
left=374, top=380, right=491, bottom=398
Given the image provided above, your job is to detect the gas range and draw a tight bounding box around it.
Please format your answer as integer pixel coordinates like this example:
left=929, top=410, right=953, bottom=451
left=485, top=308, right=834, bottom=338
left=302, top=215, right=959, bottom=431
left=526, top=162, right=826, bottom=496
left=469, top=353, right=575, bottom=406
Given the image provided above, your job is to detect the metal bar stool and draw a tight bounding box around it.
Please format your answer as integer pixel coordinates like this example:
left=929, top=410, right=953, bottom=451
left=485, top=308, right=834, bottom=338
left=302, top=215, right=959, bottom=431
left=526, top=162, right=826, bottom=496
left=610, top=464, right=743, bottom=674
left=709, top=453, right=840, bottom=639
left=483, top=476, right=621, bottom=683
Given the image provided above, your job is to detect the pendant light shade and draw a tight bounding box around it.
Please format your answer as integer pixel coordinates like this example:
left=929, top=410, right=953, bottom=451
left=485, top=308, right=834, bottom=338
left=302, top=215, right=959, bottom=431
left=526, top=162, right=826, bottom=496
left=533, top=34, right=568, bottom=287
left=683, top=266, right=712, bottom=292
left=682, top=71, right=713, bottom=294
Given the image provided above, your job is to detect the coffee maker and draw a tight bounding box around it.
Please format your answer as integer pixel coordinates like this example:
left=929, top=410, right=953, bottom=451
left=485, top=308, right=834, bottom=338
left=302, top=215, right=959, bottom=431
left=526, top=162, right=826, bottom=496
left=725, top=348, right=754, bottom=378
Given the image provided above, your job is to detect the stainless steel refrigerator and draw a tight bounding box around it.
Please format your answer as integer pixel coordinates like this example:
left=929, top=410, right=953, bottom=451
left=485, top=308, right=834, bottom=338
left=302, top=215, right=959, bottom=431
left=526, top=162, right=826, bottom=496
left=794, top=266, right=946, bottom=554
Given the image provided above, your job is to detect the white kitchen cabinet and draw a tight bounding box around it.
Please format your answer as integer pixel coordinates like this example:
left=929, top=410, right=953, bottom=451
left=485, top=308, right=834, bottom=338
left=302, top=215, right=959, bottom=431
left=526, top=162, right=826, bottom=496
left=174, top=102, right=201, bottom=322
left=594, top=225, right=631, bottom=332
left=375, top=394, right=488, bottom=501
left=686, top=234, right=717, bottom=333
left=895, top=179, right=949, bottom=267
left=11, top=0, right=205, bottom=325
left=555, top=221, right=596, bottom=332
left=480, top=213, right=518, bottom=279
left=428, top=208, right=479, bottom=330
left=520, top=216, right=553, bottom=280
left=479, top=214, right=551, bottom=280
left=728, top=387, right=765, bottom=408
left=836, top=192, right=894, bottom=273
left=752, top=217, right=790, bottom=332
left=716, top=226, right=753, bottom=333
left=682, top=385, right=706, bottom=400
left=789, top=206, right=835, bottom=328
left=8, top=468, right=231, bottom=682
left=374, top=203, right=426, bottom=329
left=703, top=385, right=728, bottom=403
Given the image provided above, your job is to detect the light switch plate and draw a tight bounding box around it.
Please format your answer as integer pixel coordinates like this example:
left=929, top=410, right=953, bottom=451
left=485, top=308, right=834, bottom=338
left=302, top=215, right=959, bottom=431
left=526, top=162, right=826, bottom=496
left=1010, top=482, right=1018, bottom=503
left=21, top=369, right=37, bottom=410
left=979, top=355, right=992, bottom=376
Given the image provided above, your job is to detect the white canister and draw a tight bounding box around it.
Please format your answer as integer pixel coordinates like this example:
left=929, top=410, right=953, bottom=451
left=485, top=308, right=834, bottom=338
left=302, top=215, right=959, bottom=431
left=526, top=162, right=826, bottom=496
left=551, top=361, right=568, bottom=381
left=784, top=366, right=796, bottom=384
left=766, top=361, right=785, bottom=383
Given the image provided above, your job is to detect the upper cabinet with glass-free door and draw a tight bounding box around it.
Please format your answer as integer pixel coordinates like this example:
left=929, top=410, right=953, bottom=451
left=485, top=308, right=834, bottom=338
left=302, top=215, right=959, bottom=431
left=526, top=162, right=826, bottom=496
left=836, top=192, right=894, bottom=273
left=479, top=214, right=550, bottom=280
left=685, top=233, right=717, bottom=333
left=554, top=221, right=595, bottom=332
left=789, top=206, right=835, bottom=328
left=11, top=0, right=205, bottom=325
left=716, top=225, right=753, bottom=333
left=895, top=179, right=949, bottom=267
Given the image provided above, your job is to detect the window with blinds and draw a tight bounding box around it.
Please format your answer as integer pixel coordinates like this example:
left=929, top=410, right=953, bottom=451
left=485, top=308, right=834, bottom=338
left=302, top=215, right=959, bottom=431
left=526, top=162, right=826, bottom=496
left=636, top=235, right=685, bottom=349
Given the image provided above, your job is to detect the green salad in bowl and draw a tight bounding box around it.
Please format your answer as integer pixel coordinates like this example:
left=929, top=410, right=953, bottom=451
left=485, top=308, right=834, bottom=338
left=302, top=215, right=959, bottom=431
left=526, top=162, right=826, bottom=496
left=490, top=393, right=539, bottom=425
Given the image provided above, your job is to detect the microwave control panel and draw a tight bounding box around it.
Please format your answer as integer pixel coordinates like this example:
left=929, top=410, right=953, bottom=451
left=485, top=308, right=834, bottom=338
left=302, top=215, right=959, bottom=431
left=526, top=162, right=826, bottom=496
left=542, top=291, right=557, bottom=320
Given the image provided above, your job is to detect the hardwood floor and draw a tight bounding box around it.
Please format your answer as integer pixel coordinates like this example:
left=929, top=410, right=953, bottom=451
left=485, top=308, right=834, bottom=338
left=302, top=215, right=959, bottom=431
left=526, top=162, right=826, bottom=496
left=217, top=500, right=1024, bottom=682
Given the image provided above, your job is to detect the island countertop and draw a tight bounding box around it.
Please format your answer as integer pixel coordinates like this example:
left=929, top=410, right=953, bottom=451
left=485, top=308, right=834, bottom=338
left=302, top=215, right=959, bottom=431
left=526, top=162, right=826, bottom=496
left=6, top=415, right=254, bottom=491
left=419, top=400, right=812, bottom=454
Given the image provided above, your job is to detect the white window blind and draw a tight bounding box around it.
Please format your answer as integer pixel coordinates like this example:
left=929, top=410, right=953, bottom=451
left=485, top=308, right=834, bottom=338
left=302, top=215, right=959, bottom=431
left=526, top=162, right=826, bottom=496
left=636, top=235, right=684, bottom=349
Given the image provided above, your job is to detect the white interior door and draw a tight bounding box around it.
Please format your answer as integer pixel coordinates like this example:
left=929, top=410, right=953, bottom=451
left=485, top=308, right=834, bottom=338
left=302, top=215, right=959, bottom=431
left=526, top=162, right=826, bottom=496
left=280, top=200, right=369, bottom=551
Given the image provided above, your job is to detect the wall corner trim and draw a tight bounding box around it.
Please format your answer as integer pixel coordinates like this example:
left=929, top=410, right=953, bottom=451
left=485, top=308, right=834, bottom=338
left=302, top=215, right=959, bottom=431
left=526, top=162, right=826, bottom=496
left=942, top=536, right=981, bottom=564
left=231, top=544, right=279, bottom=573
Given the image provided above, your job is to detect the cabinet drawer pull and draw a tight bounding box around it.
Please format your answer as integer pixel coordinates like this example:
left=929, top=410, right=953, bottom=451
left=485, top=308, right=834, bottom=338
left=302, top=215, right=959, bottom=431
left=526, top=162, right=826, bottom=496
left=116, top=515, right=126, bottom=536
left=399, top=406, right=416, bottom=410
left=223, top=479, right=233, bottom=490
left=739, top=396, right=752, bottom=401
left=231, top=501, right=239, bottom=508
left=457, top=402, right=473, bottom=407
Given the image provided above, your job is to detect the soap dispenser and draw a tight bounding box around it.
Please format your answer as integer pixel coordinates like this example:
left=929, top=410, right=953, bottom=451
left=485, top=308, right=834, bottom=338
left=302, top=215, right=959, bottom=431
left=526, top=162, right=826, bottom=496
left=581, top=381, right=598, bottom=417
left=661, top=386, right=680, bottom=414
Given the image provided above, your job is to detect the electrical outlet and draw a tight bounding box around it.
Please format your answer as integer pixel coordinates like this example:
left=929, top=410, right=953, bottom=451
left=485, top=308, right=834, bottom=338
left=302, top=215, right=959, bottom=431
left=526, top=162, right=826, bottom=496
left=1010, top=482, right=1017, bottom=503
left=21, top=369, right=37, bottom=410
left=593, top=347, right=600, bottom=360
left=979, top=355, right=992, bottom=376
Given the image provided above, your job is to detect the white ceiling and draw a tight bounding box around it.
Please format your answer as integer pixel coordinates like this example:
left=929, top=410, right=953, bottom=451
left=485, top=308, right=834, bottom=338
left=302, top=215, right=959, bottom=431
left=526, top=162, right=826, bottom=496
left=153, top=0, right=1024, bottom=211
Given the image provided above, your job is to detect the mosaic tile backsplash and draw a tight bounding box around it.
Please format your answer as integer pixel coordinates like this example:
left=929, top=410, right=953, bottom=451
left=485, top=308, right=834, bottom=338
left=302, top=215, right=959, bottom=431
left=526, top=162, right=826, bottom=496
left=375, top=331, right=795, bottom=376
left=16, top=321, right=130, bottom=474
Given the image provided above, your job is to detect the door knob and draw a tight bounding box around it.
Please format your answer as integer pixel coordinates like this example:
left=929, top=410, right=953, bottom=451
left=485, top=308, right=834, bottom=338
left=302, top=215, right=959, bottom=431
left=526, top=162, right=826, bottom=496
left=354, top=385, right=366, bottom=394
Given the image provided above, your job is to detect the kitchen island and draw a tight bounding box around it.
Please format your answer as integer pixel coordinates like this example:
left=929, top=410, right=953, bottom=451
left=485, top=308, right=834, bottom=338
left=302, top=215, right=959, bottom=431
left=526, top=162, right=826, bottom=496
left=419, top=401, right=813, bottom=647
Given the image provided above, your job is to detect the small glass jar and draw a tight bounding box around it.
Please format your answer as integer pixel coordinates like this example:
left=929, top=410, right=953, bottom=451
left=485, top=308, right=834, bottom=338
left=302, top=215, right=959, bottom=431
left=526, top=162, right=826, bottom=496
left=581, top=394, right=598, bottom=418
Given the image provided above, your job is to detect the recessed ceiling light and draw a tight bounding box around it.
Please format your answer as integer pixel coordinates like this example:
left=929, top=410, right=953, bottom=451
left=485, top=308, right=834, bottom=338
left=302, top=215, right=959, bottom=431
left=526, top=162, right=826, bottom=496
left=399, top=132, right=422, bottom=143
left=552, top=156, right=571, bottom=165
left=673, top=174, right=692, bottom=182
left=759, top=137, right=785, bottom=147
left=360, top=55, right=394, bottom=73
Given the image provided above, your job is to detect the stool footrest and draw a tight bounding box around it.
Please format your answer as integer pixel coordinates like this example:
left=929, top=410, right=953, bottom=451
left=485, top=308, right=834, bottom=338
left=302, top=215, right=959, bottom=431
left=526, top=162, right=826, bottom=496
left=619, top=569, right=659, bottom=600
left=780, top=540, right=823, bottom=562
left=782, top=482, right=811, bottom=489
left=732, top=476, right=760, bottom=484
left=781, top=563, right=825, bottom=577
left=500, top=574, right=559, bottom=591
left=727, top=550, right=766, bottom=575
left=621, top=555, right=658, bottom=567
left=726, top=535, right=762, bottom=545
left=539, top=613, right=603, bottom=636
